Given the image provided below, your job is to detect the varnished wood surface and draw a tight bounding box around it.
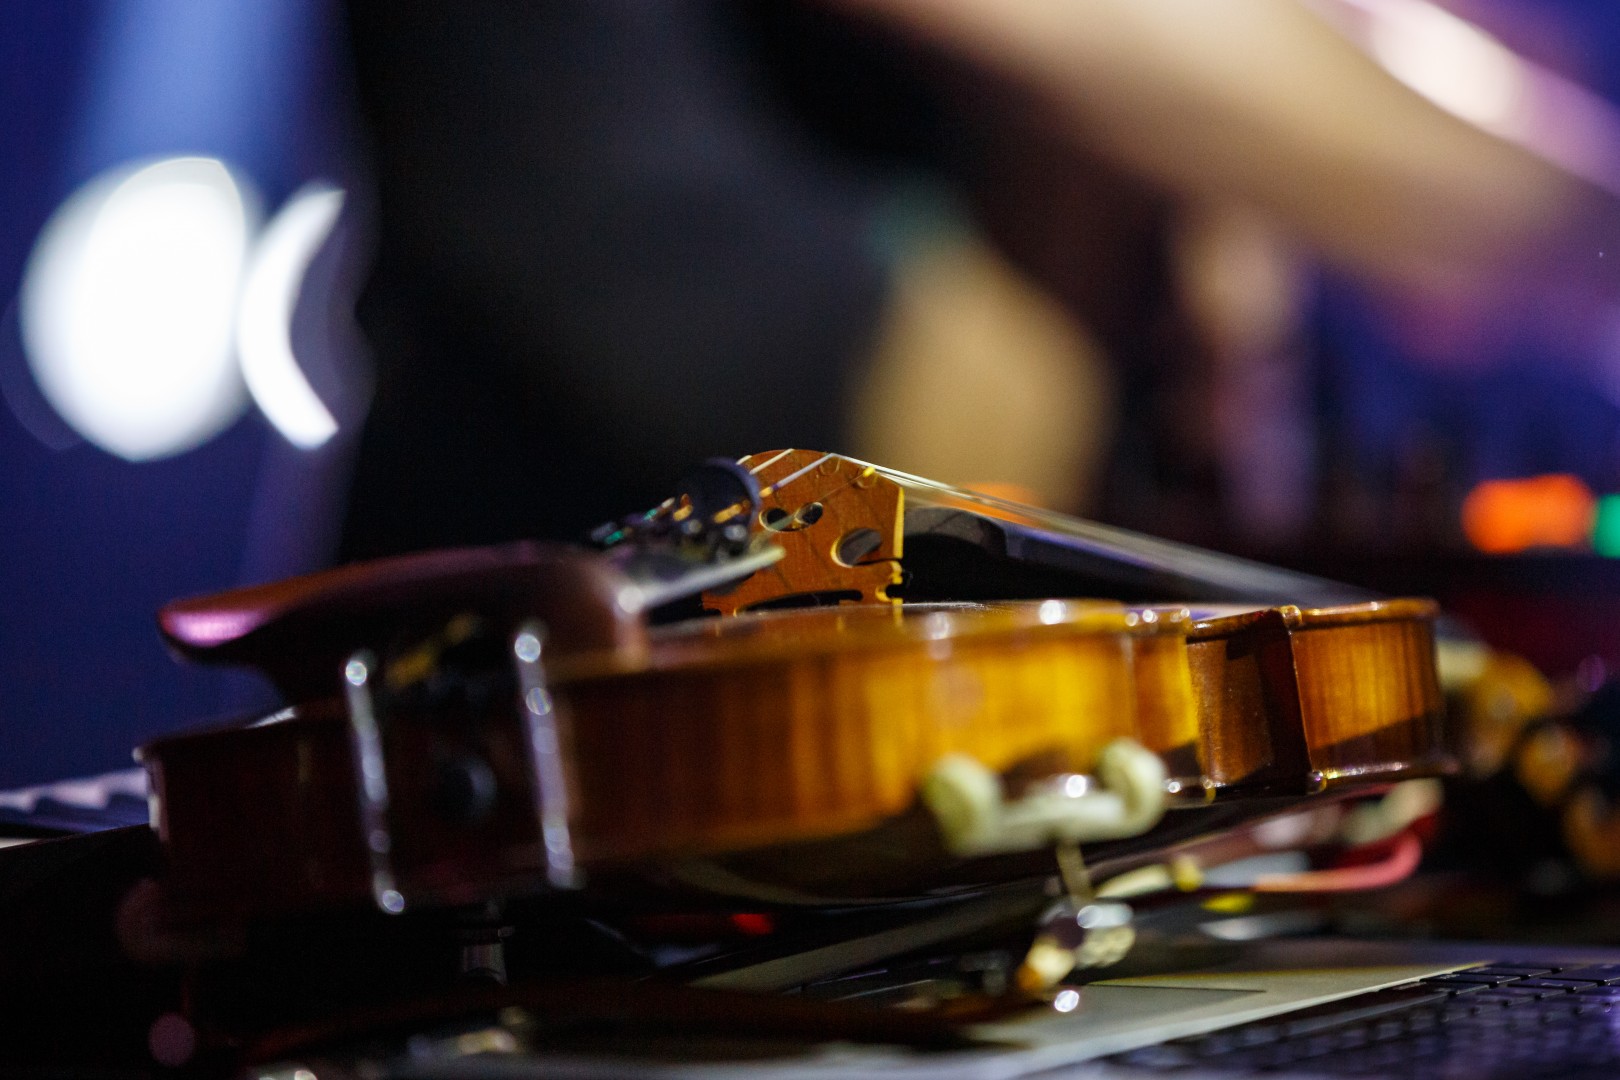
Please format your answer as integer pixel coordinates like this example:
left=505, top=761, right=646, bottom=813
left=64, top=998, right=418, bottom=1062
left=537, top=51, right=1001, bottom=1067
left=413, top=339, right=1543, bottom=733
left=1283, top=600, right=1449, bottom=783
left=551, top=598, right=1450, bottom=865
left=553, top=602, right=1183, bottom=863
left=140, top=596, right=1453, bottom=915
left=1183, top=599, right=1448, bottom=793
left=1185, top=608, right=1313, bottom=792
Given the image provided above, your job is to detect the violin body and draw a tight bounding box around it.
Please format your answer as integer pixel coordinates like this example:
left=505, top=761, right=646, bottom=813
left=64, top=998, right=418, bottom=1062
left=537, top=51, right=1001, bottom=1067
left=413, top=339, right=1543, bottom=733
left=143, top=601, right=1448, bottom=919
left=140, top=451, right=1453, bottom=923
left=551, top=602, right=1181, bottom=864
left=549, top=598, right=1448, bottom=864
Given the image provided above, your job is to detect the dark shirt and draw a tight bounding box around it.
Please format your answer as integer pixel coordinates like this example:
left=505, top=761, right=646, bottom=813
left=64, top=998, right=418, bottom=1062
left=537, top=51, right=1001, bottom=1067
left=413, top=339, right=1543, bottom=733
left=338, top=0, right=899, bottom=557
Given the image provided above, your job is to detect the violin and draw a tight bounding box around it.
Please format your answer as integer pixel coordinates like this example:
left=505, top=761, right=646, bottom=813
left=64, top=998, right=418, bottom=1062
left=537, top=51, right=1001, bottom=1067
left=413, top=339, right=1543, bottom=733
left=140, top=451, right=1452, bottom=925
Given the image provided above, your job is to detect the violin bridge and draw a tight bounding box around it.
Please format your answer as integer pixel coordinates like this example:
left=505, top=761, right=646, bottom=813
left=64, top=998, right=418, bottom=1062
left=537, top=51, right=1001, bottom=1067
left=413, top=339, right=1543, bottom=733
left=702, top=450, right=904, bottom=615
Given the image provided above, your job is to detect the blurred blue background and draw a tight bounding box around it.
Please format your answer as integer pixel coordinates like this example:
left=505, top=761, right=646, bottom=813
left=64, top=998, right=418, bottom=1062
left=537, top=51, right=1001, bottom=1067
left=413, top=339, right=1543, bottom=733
left=0, top=0, right=358, bottom=784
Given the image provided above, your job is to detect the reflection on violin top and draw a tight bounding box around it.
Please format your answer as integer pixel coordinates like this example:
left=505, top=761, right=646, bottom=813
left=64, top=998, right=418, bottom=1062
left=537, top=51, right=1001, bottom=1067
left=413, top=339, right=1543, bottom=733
left=1175, top=598, right=1441, bottom=638
left=546, top=600, right=1192, bottom=683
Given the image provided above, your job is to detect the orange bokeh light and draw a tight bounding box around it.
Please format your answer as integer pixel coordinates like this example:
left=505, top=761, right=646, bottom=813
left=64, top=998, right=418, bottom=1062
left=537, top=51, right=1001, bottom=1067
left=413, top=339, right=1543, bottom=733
left=1460, top=474, right=1596, bottom=554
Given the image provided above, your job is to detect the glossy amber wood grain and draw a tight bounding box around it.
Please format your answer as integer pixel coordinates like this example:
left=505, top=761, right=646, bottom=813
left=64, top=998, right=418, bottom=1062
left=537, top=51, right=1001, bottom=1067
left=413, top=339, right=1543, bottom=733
left=1125, top=622, right=1201, bottom=787
left=656, top=600, right=1450, bottom=902
left=139, top=595, right=1451, bottom=916
left=1185, top=608, right=1314, bottom=792
left=1184, top=599, right=1449, bottom=793
left=548, top=602, right=1190, bottom=863
left=1284, top=599, right=1449, bottom=783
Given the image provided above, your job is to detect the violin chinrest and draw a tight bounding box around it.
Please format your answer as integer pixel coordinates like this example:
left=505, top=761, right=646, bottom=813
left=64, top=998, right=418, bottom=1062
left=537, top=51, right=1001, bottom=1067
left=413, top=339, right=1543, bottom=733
left=158, top=541, right=643, bottom=698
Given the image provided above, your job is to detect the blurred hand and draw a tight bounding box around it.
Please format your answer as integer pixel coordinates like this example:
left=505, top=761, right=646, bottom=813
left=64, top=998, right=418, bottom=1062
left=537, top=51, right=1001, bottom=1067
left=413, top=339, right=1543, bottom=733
left=832, top=0, right=1620, bottom=301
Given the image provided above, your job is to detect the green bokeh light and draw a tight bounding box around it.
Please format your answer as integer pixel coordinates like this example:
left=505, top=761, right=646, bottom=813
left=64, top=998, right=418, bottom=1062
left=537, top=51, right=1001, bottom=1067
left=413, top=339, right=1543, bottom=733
left=1593, top=495, right=1620, bottom=557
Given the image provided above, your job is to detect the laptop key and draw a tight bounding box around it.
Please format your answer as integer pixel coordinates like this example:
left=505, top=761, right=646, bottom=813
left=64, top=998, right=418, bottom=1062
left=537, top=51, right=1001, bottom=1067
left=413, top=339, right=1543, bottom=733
left=1116, top=1044, right=1195, bottom=1069
left=1464, top=965, right=1555, bottom=979
left=1513, top=979, right=1590, bottom=995
left=1423, top=970, right=1521, bottom=985
left=1190, top=1031, right=1240, bottom=1056
left=1106, top=956, right=1620, bottom=1076
left=1405, top=1009, right=1440, bottom=1032
left=1235, top=1022, right=1281, bottom=1046
left=1370, top=1017, right=1406, bottom=1041
left=1451, top=1008, right=1514, bottom=1028
left=1277, top=988, right=1449, bottom=1037
left=1465, top=993, right=1520, bottom=1009
left=1422, top=977, right=1502, bottom=994
left=1486, top=983, right=1560, bottom=998
left=1549, top=964, right=1620, bottom=983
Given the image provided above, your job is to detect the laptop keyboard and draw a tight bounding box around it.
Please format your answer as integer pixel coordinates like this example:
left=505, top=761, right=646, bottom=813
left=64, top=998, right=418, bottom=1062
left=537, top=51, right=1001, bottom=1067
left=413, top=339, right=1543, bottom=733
left=1108, top=961, right=1620, bottom=1077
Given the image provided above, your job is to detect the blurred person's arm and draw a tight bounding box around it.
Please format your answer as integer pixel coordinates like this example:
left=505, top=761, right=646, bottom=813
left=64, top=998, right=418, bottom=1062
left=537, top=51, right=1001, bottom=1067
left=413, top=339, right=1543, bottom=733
left=850, top=231, right=1115, bottom=514
left=830, top=0, right=1620, bottom=297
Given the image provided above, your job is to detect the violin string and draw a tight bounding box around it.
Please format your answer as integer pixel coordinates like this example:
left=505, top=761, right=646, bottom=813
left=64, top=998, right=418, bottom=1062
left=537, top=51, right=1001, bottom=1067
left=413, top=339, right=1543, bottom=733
left=649, top=451, right=878, bottom=543
left=698, top=452, right=870, bottom=534
left=636, top=450, right=798, bottom=534
left=756, top=452, right=837, bottom=499
left=764, top=461, right=881, bottom=540
left=744, top=449, right=796, bottom=476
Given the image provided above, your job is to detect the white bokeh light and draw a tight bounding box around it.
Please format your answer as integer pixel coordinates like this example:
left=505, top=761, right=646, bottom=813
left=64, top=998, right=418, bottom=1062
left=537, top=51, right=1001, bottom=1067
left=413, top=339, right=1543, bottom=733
left=236, top=183, right=343, bottom=449
left=18, top=156, right=256, bottom=461
left=1363, top=0, right=1525, bottom=131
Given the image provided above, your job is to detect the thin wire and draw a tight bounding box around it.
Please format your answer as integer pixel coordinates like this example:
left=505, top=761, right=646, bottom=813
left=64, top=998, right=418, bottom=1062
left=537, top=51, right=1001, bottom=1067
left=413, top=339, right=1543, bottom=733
left=744, top=449, right=796, bottom=476
left=650, top=451, right=853, bottom=534
left=1251, top=831, right=1424, bottom=893
left=1054, top=841, right=1094, bottom=904
left=757, top=452, right=837, bottom=499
